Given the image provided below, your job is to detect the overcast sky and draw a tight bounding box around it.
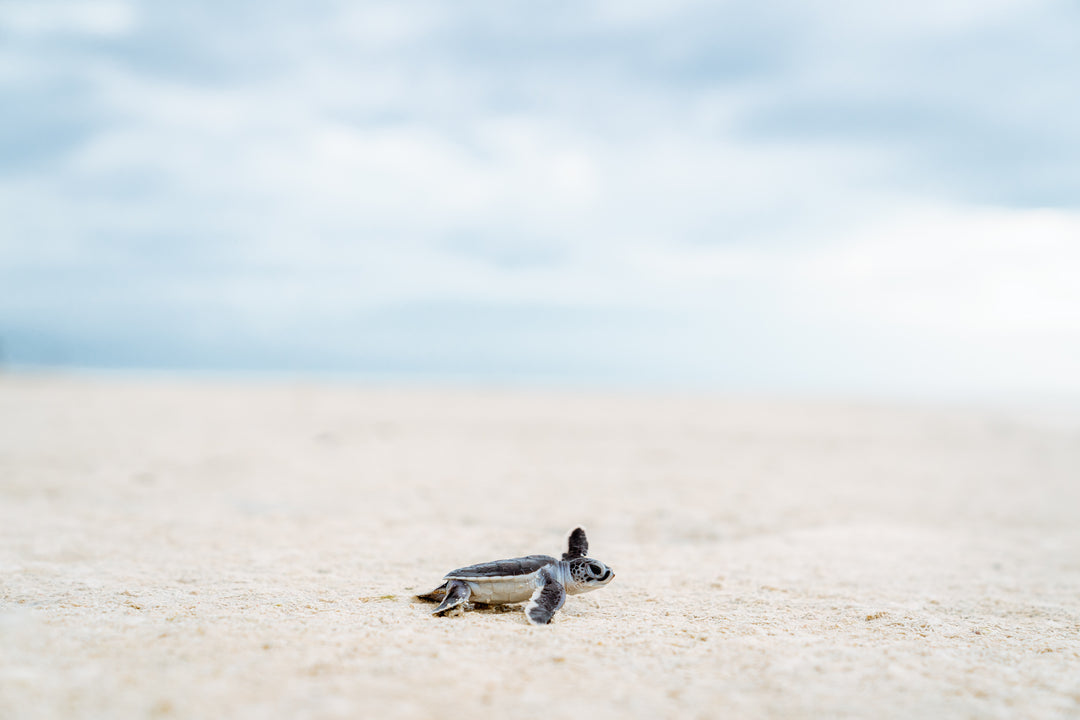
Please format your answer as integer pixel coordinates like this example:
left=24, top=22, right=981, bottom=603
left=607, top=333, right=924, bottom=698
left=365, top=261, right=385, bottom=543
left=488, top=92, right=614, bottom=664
left=2, top=0, right=1079, bottom=398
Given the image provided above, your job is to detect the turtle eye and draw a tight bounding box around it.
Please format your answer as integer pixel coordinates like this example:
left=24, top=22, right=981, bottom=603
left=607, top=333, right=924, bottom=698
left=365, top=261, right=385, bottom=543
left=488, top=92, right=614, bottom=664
left=589, top=563, right=603, bottom=576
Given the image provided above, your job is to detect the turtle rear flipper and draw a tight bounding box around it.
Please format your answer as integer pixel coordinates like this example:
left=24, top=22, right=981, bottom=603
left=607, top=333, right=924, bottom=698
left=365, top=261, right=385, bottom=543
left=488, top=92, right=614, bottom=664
left=416, top=581, right=448, bottom=603
left=432, top=580, right=471, bottom=615
left=524, top=567, right=566, bottom=625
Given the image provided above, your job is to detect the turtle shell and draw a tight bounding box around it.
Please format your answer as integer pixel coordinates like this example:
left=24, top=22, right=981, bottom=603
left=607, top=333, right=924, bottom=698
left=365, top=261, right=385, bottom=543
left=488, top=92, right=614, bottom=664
left=445, top=554, right=556, bottom=580
left=444, top=554, right=556, bottom=604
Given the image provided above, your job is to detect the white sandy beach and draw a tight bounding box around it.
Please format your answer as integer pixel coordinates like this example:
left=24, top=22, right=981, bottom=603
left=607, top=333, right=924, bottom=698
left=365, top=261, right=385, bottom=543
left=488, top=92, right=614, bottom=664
left=1, top=375, right=1078, bottom=719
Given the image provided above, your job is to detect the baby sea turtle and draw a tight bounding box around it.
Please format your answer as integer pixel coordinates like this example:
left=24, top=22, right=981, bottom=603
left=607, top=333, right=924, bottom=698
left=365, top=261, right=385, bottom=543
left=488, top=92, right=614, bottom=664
left=417, top=527, right=614, bottom=625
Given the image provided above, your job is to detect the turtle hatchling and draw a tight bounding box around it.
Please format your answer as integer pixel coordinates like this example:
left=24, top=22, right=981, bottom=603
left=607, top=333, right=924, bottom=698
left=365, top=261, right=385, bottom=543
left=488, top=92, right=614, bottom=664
left=417, top=527, right=614, bottom=625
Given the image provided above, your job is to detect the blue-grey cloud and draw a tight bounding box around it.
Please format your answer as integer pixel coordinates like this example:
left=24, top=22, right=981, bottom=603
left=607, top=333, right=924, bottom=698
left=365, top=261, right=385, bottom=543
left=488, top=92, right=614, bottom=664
left=741, top=1, right=1080, bottom=208
left=2, top=0, right=1079, bottom=397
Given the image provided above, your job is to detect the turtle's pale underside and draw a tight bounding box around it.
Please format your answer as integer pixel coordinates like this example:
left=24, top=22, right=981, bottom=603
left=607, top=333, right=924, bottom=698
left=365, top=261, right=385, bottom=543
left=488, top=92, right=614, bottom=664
left=417, top=527, right=614, bottom=625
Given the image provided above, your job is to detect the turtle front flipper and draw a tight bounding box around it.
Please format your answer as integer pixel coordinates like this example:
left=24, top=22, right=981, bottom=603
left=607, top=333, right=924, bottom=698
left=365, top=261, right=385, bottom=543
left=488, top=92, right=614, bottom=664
left=432, top=580, right=471, bottom=616
left=525, top=567, right=566, bottom=625
left=562, top=527, right=588, bottom=560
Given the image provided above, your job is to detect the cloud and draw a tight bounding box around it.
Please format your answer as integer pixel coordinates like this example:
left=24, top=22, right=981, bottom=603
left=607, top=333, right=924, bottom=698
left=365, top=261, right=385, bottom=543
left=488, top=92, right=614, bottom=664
left=0, top=1, right=136, bottom=37
left=1, top=0, right=1078, bottom=397
left=741, top=0, right=1080, bottom=207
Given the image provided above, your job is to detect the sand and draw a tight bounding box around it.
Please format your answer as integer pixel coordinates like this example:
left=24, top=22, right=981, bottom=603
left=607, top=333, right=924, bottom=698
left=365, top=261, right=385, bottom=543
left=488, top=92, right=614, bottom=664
left=1, top=375, right=1078, bottom=719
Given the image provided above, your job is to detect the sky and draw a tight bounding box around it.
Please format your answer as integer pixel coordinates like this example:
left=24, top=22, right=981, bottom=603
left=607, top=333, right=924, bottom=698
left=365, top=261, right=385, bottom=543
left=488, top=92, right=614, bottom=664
left=1, top=0, right=1079, bottom=399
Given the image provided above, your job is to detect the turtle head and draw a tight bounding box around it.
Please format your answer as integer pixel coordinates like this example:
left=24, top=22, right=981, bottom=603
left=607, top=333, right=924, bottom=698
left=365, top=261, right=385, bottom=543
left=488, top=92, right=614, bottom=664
left=566, top=557, right=614, bottom=594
